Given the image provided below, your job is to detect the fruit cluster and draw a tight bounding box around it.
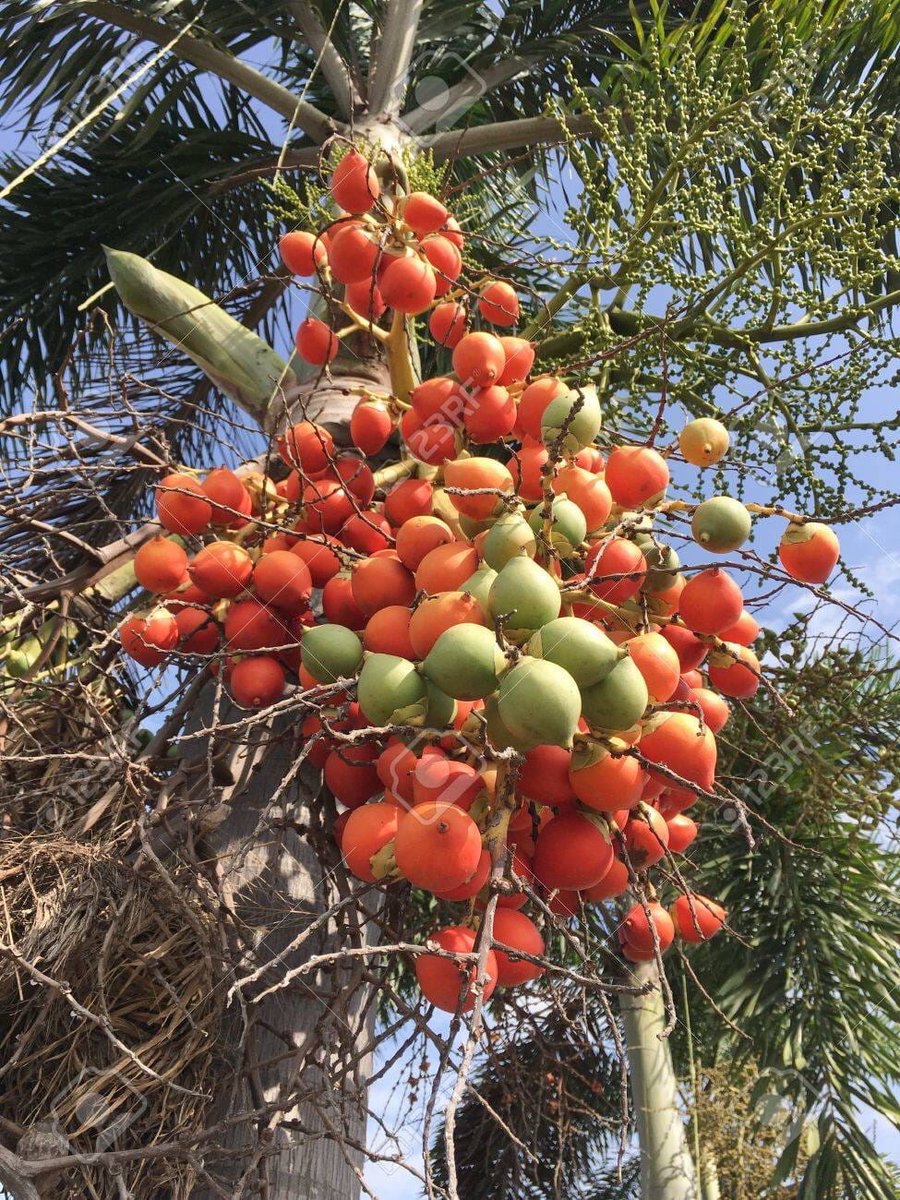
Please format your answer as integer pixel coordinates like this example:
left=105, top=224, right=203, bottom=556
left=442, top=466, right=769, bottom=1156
left=118, top=147, right=841, bottom=1013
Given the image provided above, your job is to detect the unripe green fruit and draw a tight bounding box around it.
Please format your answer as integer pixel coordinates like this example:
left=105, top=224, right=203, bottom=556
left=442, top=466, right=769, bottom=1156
left=541, top=384, right=602, bottom=452
left=498, top=657, right=582, bottom=749
left=488, top=557, right=561, bottom=639
left=528, top=496, right=588, bottom=557
left=458, top=513, right=494, bottom=539
left=639, top=540, right=682, bottom=591
left=423, top=625, right=507, bottom=700
left=459, top=563, right=498, bottom=614
left=580, top=656, right=649, bottom=731
left=301, top=624, right=363, bottom=683
left=423, top=679, right=456, bottom=727
left=483, top=694, right=531, bottom=752
left=482, top=511, right=536, bottom=571
left=357, top=653, right=427, bottom=725
left=5, top=636, right=42, bottom=678
left=691, top=496, right=752, bottom=553
left=527, top=616, right=623, bottom=688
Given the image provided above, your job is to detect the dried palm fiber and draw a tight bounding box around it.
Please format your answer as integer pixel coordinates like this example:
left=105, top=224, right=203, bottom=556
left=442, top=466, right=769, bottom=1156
left=0, top=835, right=227, bottom=1200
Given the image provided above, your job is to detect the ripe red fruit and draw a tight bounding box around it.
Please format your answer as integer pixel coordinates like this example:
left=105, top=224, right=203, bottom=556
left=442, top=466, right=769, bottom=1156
left=719, top=609, right=760, bottom=645
left=189, top=541, right=254, bottom=599
left=229, top=655, right=285, bottom=708
left=350, top=400, right=393, bottom=455
left=517, top=377, right=567, bottom=440
left=585, top=538, right=647, bottom=603
left=639, top=713, right=717, bottom=798
left=410, top=376, right=464, bottom=423
left=464, top=385, right=517, bottom=441
left=441, top=216, right=464, bottom=248
left=328, top=223, right=380, bottom=283
left=678, top=568, right=743, bottom=636
left=341, top=803, right=400, bottom=881
left=302, top=479, right=354, bottom=535
left=604, top=446, right=670, bottom=508
left=295, top=317, right=338, bottom=365
left=155, top=473, right=212, bottom=535
left=666, top=813, right=698, bottom=853
left=363, top=606, right=415, bottom=659
left=429, top=301, right=468, bottom=348
left=778, top=521, right=839, bottom=584
left=324, top=743, right=381, bottom=809
left=689, top=686, right=730, bottom=733
left=345, top=279, right=386, bottom=320
left=402, top=413, right=458, bottom=466
left=509, top=442, right=549, bottom=502
left=415, top=925, right=497, bottom=1012
left=402, top=191, right=448, bottom=238
left=661, top=622, right=709, bottom=671
left=621, top=901, right=675, bottom=953
left=133, top=536, right=188, bottom=593
left=497, top=336, right=535, bottom=385
left=253, top=550, right=313, bottom=611
left=491, top=909, right=544, bottom=986
left=394, top=801, right=483, bottom=892
left=414, top=543, right=478, bottom=595
left=518, top=744, right=576, bottom=808
left=395, top=515, right=454, bottom=571
left=201, top=468, right=251, bottom=526
left=408, top=590, right=485, bottom=658
left=412, top=755, right=483, bottom=810
left=443, top=457, right=514, bottom=520
left=477, top=280, right=519, bottom=327
left=379, top=256, right=437, bottom=314
left=351, top=554, right=415, bottom=616
left=436, top=849, right=491, bottom=901
left=279, top=230, right=327, bottom=276
left=118, top=608, right=178, bottom=667
left=421, top=235, right=462, bottom=294
left=622, top=806, right=670, bottom=868
left=582, top=857, right=629, bottom=901
left=569, top=748, right=645, bottom=813
left=376, top=739, right=418, bottom=802
left=553, top=466, right=612, bottom=532
left=452, top=332, right=506, bottom=386
left=340, top=511, right=392, bottom=556
left=174, top=605, right=219, bottom=655
left=330, top=149, right=379, bottom=213
left=290, top=537, right=341, bottom=587
left=384, top=478, right=434, bottom=526
left=533, top=811, right=614, bottom=891
left=707, top=644, right=760, bottom=699
left=321, top=574, right=366, bottom=630
left=671, top=893, right=726, bottom=942
left=280, top=421, right=334, bottom=474
left=627, top=631, right=681, bottom=702
left=224, top=598, right=293, bottom=653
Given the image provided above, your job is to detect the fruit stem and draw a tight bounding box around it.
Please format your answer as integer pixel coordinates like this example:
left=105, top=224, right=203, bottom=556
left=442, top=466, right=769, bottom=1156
left=385, top=308, right=417, bottom=403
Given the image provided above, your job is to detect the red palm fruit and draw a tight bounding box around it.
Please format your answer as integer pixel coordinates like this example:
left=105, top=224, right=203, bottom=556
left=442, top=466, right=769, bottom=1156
left=384, top=478, right=434, bottom=528
left=452, top=331, right=506, bottom=386
left=621, top=901, right=675, bottom=953
left=279, top=230, right=327, bottom=275
left=517, top=377, right=568, bottom=439
left=620, top=941, right=655, bottom=963
left=678, top=567, right=743, bottom=636
left=405, top=415, right=458, bottom=466
left=626, top=631, right=681, bottom=702
left=189, top=541, right=253, bottom=599
left=585, top=538, right=647, bottom=603
left=322, top=574, right=366, bottom=630
left=133, top=536, right=188, bottom=593
left=415, top=925, right=497, bottom=1012
left=376, top=739, right=418, bottom=802
left=118, top=608, right=178, bottom=667
left=553, top=466, right=612, bottom=532
left=622, top=806, right=670, bottom=868
left=518, top=744, right=576, bottom=807
left=421, top=235, right=462, bottom=294
left=352, top=554, right=415, bottom=616
left=324, top=743, right=381, bottom=809
left=409, top=590, right=485, bottom=658
left=413, top=542, right=479, bottom=595
left=253, top=550, right=313, bottom=611
left=350, top=400, right=393, bottom=455
left=495, top=849, right=534, bottom=910
left=333, top=455, right=375, bottom=506
left=604, top=446, right=670, bottom=508
left=301, top=714, right=331, bottom=767
left=412, top=754, right=483, bottom=810
left=661, top=621, right=709, bottom=671
left=575, top=446, right=605, bottom=472
left=719, top=609, right=760, bottom=645
left=666, top=813, right=698, bottom=853
left=464, top=385, right=516, bottom=441
left=429, top=301, right=468, bottom=348
left=640, top=712, right=717, bottom=797
left=395, top=515, right=454, bottom=570
left=672, top=892, right=726, bottom=942
left=330, top=149, right=379, bottom=213
left=477, top=280, right=519, bottom=327
left=364, top=605, right=415, bottom=658
left=156, top=473, right=212, bottom=535
left=707, top=644, right=760, bottom=699
left=380, top=256, right=437, bottom=314
left=443, top=457, right=513, bottom=520
left=497, top=336, right=535, bottom=385
left=548, top=889, right=579, bottom=916
left=509, top=441, right=550, bottom=502
left=582, top=857, right=629, bottom=901
left=229, top=655, right=285, bottom=708
left=202, top=467, right=251, bottom=525
left=533, top=811, right=614, bottom=891
left=341, top=803, right=400, bottom=882
left=174, top=605, right=219, bottom=654
left=778, top=521, right=839, bottom=584
left=491, top=909, right=544, bottom=985
left=681, top=669, right=703, bottom=688
left=295, top=317, right=338, bottom=365
left=401, top=190, right=448, bottom=237
left=442, top=216, right=464, bottom=248
left=327, top=223, right=380, bottom=283
left=394, top=801, right=483, bottom=892
left=280, top=420, right=335, bottom=474
left=689, top=686, right=730, bottom=733
left=436, top=849, right=491, bottom=901
left=345, top=279, right=386, bottom=320
left=410, top=377, right=464, bottom=424
left=340, top=511, right=392, bottom=555
left=569, top=748, right=645, bottom=813
left=224, top=599, right=292, bottom=651
left=164, top=579, right=210, bottom=606
left=290, top=537, right=341, bottom=586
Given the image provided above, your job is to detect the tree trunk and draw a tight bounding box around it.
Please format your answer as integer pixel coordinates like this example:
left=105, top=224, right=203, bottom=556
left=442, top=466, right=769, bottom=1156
left=619, top=961, right=699, bottom=1200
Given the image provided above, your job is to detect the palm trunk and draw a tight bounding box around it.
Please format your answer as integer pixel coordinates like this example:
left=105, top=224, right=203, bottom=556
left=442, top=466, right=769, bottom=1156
left=619, top=961, right=699, bottom=1200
